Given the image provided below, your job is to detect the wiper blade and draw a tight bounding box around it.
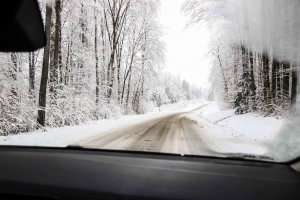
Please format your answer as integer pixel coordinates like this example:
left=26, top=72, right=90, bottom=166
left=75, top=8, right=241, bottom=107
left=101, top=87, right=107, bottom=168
left=226, top=153, right=274, bottom=161
left=66, top=146, right=274, bottom=161
left=65, top=145, right=183, bottom=156
left=65, top=145, right=85, bottom=150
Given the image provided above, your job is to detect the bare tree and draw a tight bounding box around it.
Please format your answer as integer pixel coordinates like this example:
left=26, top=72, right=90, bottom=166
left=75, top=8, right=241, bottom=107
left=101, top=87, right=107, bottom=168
left=37, top=2, right=53, bottom=127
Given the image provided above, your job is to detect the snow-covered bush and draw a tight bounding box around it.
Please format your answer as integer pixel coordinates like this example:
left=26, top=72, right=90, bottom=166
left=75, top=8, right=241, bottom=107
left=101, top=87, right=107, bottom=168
left=98, top=100, right=123, bottom=119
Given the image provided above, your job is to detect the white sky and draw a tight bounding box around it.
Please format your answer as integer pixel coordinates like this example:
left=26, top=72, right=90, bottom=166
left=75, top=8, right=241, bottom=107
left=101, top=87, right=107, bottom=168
left=158, top=0, right=212, bottom=88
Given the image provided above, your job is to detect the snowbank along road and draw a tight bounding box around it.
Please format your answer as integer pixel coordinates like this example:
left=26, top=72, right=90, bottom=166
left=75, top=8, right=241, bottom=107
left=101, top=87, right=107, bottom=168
left=80, top=105, right=219, bottom=156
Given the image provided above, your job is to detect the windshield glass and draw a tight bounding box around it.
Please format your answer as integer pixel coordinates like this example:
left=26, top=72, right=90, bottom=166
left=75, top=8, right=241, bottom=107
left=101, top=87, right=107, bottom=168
left=0, top=0, right=300, bottom=162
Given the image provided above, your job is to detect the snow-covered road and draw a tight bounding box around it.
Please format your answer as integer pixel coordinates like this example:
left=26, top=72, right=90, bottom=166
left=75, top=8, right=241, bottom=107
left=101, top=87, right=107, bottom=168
left=79, top=105, right=220, bottom=157
left=78, top=102, right=287, bottom=161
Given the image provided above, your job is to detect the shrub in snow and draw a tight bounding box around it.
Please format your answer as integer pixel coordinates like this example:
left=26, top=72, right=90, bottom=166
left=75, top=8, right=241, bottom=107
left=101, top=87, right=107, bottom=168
left=98, top=101, right=123, bottom=119
left=137, top=98, right=155, bottom=114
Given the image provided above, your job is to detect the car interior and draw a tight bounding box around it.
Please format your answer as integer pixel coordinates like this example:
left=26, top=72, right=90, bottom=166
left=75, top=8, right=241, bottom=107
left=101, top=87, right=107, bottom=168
left=0, top=146, right=300, bottom=200
left=0, top=1, right=299, bottom=200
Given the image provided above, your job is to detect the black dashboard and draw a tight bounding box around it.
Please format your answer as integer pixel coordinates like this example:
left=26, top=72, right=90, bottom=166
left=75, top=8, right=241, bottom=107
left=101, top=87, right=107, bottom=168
left=0, top=147, right=299, bottom=200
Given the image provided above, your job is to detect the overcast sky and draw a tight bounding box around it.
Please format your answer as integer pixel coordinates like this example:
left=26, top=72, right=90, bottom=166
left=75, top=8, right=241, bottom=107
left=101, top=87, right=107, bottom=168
left=158, top=0, right=212, bottom=88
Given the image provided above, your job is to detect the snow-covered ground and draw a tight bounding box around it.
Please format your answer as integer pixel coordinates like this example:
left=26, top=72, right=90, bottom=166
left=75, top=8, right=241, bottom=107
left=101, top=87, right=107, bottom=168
left=185, top=101, right=300, bottom=162
left=0, top=100, right=203, bottom=147
left=152, top=99, right=204, bottom=113
left=190, top=101, right=284, bottom=143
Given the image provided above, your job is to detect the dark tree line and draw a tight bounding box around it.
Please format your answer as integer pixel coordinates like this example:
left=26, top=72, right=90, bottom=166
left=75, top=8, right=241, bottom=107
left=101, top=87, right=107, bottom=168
left=231, top=45, right=297, bottom=115
left=183, top=0, right=299, bottom=116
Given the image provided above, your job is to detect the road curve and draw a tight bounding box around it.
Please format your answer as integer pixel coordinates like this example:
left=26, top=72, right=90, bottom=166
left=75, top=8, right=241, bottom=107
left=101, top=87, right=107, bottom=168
left=80, top=105, right=216, bottom=156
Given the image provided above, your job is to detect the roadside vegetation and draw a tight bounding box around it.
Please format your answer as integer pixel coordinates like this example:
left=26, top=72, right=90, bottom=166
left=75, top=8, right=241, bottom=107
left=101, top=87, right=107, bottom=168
left=183, top=0, right=299, bottom=116
left=0, top=0, right=201, bottom=135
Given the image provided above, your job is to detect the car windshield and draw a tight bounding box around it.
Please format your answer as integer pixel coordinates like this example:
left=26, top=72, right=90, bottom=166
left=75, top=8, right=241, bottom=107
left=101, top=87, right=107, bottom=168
left=0, top=0, right=300, bottom=163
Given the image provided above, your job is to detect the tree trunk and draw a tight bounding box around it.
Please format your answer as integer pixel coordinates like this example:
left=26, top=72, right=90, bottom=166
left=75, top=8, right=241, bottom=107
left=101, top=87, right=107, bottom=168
left=216, top=53, right=228, bottom=94
left=64, top=40, right=72, bottom=85
left=37, top=2, right=53, bottom=127
left=10, top=53, right=18, bottom=81
left=106, top=49, right=116, bottom=99
left=10, top=53, right=18, bottom=98
left=53, top=0, right=62, bottom=87
left=271, top=58, right=280, bottom=100
left=103, top=0, right=130, bottom=100
left=282, top=62, right=290, bottom=98
left=248, top=51, right=256, bottom=95
left=116, top=42, right=123, bottom=102
left=100, top=17, right=106, bottom=96
left=125, top=72, right=132, bottom=110
left=290, top=67, right=298, bottom=110
left=94, top=5, right=100, bottom=106
left=121, top=73, right=127, bottom=104
left=262, top=53, right=270, bottom=103
left=29, top=52, right=35, bottom=94
left=121, top=54, right=134, bottom=105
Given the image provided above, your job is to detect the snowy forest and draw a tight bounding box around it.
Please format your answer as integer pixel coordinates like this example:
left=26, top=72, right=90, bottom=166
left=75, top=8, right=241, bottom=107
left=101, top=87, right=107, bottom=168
left=183, top=0, right=299, bottom=116
left=0, top=0, right=201, bottom=135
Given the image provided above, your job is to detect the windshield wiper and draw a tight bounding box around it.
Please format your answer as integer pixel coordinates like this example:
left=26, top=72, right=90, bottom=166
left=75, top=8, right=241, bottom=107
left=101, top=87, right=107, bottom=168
left=66, top=145, right=275, bottom=162
left=225, top=153, right=274, bottom=161
left=66, top=145, right=85, bottom=150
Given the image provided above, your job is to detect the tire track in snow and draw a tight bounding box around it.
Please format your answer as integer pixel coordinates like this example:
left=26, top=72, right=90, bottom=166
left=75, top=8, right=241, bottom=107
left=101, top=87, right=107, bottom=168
left=81, top=104, right=215, bottom=155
